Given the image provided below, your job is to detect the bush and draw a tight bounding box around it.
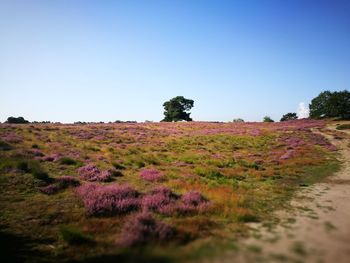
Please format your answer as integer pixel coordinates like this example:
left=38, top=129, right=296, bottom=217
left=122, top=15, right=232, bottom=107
left=40, top=176, right=80, bottom=195
left=181, top=191, right=208, bottom=206
left=142, top=186, right=179, bottom=212
left=110, top=169, right=124, bottom=177
left=59, top=226, right=93, bottom=245
left=16, top=160, right=30, bottom=173
left=280, top=112, right=298, bottom=122
left=32, top=169, right=50, bottom=181
left=117, top=212, right=176, bottom=247
left=78, top=164, right=113, bottom=182
left=112, top=162, right=125, bottom=170
left=14, top=159, right=50, bottom=181
left=76, top=183, right=140, bottom=216
left=56, top=176, right=80, bottom=188
left=39, top=184, right=60, bottom=195
left=59, top=157, right=77, bottom=165
left=336, top=124, right=350, bottom=130
left=5, top=116, right=29, bottom=124
left=0, top=140, right=12, bottom=151
left=140, top=169, right=164, bottom=182
left=263, top=116, right=274, bottom=122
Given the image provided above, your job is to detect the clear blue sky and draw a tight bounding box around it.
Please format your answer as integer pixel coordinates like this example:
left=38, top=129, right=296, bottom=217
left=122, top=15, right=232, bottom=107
left=1, top=0, right=349, bottom=123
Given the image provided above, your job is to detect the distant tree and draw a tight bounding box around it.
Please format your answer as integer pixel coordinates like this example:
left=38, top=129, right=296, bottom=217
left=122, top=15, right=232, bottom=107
left=263, top=116, right=274, bottom=123
left=5, top=116, right=29, bottom=124
left=280, top=112, right=298, bottom=122
left=309, top=90, right=350, bottom=119
left=162, top=96, right=194, bottom=122
left=233, top=118, right=244, bottom=123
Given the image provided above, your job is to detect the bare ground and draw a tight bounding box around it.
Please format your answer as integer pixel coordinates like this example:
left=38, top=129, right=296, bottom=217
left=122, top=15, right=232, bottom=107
left=215, top=122, right=350, bottom=263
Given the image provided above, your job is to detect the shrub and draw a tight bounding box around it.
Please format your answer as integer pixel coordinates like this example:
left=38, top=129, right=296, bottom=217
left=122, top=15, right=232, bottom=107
left=59, top=157, right=77, bottom=165
left=117, top=212, right=176, bottom=247
left=76, top=183, right=140, bottom=216
left=32, top=168, right=50, bottom=181
left=110, top=169, right=124, bottom=177
left=39, top=176, right=80, bottom=195
left=112, top=162, right=125, bottom=170
left=142, top=186, right=178, bottom=212
left=31, top=149, right=44, bottom=157
left=56, top=176, right=80, bottom=188
left=280, top=113, right=298, bottom=122
left=0, top=140, right=12, bottom=151
left=16, top=160, right=30, bottom=173
left=42, top=153, right=61, bottom=162
left=140, top=169, right=164, bottom=182
left=39, top=184, right=60, bottom=195
left=59, top=226, right=93, bottom=245
left=238, top=213, right=260, bottom=223
left=175, top=191, right=210, bottom=215
left=279, top=150, right=294, bottom=160
left=181, top=191, right=208, bottom=206
left=28, top=161, right=51, bottom=182
left=78, top=164, right=113, bottom=182
left=5, top=116, right=29, bottom=124
left=1, top=133, right=22, bottom=143
left=336, top=124, right=350, bottom=130
left=263, top=116, right=274, bottom=122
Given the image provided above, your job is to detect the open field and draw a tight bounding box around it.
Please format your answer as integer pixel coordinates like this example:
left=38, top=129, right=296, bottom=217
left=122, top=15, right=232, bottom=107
left=0, top=120, right=340, bottom=263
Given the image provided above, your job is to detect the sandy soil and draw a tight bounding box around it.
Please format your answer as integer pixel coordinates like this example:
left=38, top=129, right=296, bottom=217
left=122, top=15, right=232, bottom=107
left=216, top=122, right=350, bottom=263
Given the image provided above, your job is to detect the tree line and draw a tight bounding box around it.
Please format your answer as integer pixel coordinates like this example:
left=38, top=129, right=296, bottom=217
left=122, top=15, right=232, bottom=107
left=3, top=90, right=349, bottom=123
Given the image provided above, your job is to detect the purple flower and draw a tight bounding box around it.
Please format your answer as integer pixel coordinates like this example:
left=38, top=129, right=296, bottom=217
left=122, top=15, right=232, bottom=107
left=140, top=169, right=164, bottom=182
left=78, top=164, right=113, bottom=182
left=39, top=184, right=60, bottom=195
left=0, top=132, right=22, bottom=143
left=76, top=183, right=140, bottom=216
left=279, top=150, right=294, bottom=160
left=142, top=186, right=178, bottom=211
left=116, top=212, right=176, bottom=247
left=181, top=191, right=208, bottom=206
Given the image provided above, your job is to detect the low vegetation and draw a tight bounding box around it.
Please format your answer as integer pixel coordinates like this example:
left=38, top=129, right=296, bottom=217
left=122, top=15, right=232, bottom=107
left=0, top=120, right=339, bottom=262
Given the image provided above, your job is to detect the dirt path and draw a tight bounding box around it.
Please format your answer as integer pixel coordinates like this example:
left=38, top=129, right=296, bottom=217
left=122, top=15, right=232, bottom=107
left=224, top=123, right=350, bottom=263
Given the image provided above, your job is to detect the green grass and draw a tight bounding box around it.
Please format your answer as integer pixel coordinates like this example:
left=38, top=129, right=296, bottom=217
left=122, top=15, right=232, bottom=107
left=336, top=124, right=350, bottom=130
left=0, top=122, right=342, bottom=263
left=0, top=140, right=12, bottom=151
left=59, top=226, right=93, bottom=245
left=58, top=157, right=77, bottom=165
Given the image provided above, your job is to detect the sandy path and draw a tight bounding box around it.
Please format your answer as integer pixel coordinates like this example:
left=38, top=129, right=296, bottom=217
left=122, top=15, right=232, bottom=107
left=216, top=123, right=350, bottom=263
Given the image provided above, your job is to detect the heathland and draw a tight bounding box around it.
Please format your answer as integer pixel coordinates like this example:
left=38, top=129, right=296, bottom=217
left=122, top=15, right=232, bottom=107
left=0, top=120, right=340, bottom=262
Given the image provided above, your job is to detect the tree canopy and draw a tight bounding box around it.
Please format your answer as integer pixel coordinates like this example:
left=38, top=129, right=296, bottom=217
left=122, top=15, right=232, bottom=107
left=162, top=96, right=194, bottom=122
left=263, top=116, right=274, bottom=123
left=280, top=112, right=298, bottom=122
left=309, top=90, right=350, bottom=119
left=5, top=116, right=29, bottom=124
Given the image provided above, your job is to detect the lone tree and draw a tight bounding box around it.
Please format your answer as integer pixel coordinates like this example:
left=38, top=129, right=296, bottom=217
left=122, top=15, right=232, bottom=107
left=309, top=90, right=350, bottom=119
left=162, top=96, right=194, bottom=122
left=280, top=112, right=298, bottom=122
left=5, top=116, right=29, bottom=124
left=263, top=116, right=274, bottom=122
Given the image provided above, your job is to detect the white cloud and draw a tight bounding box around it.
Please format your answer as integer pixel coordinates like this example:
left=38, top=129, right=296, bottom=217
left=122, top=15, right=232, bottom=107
left=298, top=102, right=309, bottom=119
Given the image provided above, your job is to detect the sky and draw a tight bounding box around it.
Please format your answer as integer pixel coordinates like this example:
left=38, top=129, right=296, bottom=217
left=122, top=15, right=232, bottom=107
left=0, top=0, right=349, bottom=123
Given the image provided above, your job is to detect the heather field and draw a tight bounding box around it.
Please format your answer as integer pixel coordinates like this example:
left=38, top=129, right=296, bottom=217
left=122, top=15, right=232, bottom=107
left=0, top=120, right=339, bottom=262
